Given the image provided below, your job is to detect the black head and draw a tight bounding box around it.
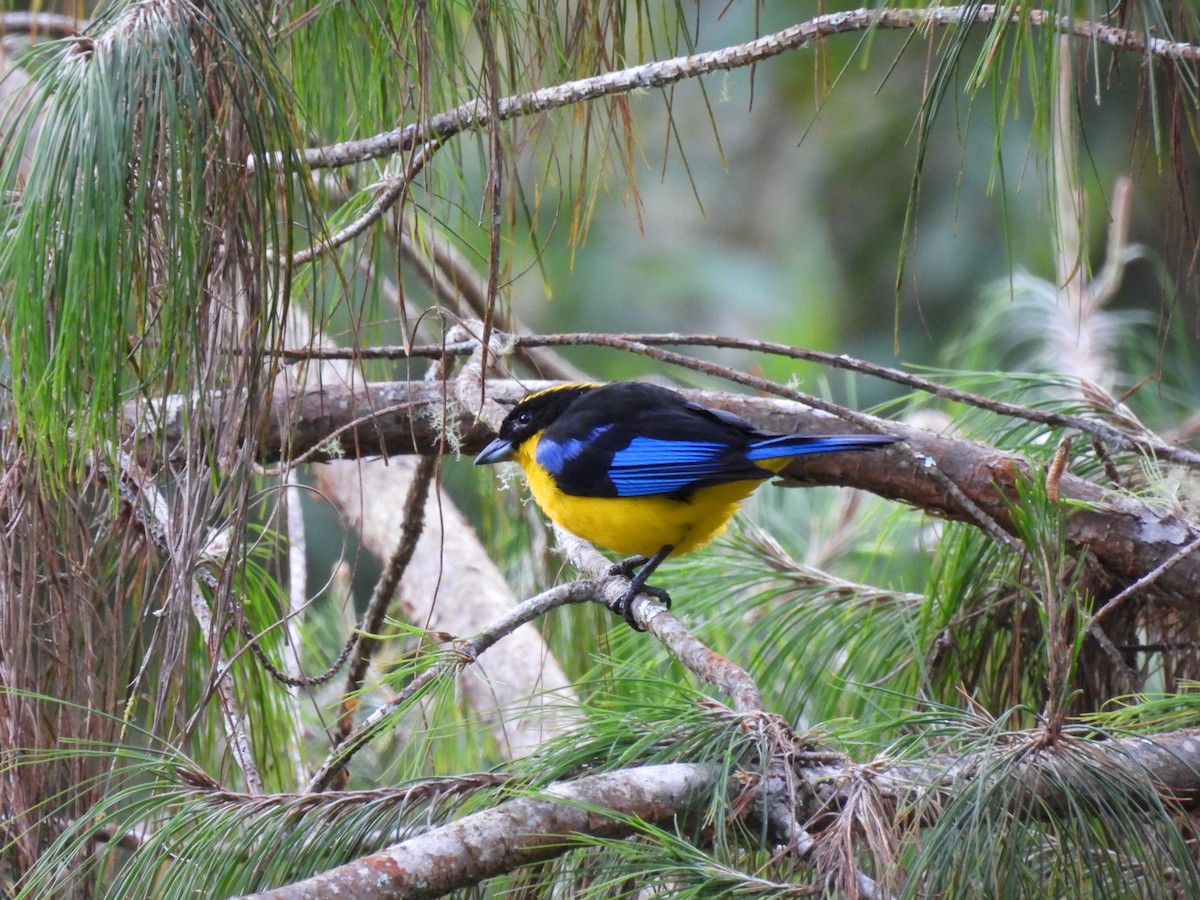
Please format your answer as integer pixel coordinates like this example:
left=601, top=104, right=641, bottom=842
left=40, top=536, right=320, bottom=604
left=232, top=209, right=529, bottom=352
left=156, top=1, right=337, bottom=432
left=474, top=383, right=600, bottom=465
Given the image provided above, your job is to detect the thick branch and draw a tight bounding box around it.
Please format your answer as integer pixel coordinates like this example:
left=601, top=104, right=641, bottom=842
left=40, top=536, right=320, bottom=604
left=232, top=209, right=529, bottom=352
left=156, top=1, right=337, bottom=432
left=859, top=728, right=1200, bottom=815
left=243, top=762, right=720, bottom=900
left=126, top=378, right=1200, bottom=600
left=240, top=727, right=1200, bottom=899
left=249, top=6, right=1199, bottom=173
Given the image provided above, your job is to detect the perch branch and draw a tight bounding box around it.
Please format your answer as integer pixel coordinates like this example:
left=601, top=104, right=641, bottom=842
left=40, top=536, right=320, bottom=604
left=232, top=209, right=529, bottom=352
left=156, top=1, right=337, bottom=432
left=554, top=529, right=766, bottom=713
left=271, top=331, right=1200, bottom=469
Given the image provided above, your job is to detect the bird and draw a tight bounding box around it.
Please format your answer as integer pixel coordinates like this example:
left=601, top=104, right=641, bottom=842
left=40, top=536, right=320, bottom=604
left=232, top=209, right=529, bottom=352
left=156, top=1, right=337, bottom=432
left=475, top=381, right=901, bottom=629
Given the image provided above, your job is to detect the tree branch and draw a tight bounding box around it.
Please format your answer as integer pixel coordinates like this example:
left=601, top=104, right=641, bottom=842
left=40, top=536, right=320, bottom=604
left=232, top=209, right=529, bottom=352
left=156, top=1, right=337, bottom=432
left=308, top=520, right=775, bottom=790
left=248, top=6, right=1200, bottom=174
left=113, top=453, right=263, bottom=794
left=287, top=141, right=440, bottom=267
left=861, top=727, right=1200, bottom=815
left=124, top=377, right=1200, bottom=602
left=240, top=726, right=1200, bottom=899
left=245, top=762, right=721, bottom=900
left=330, top=453, right=437, bottom=749
left=510, top=332, right=1200, bottom=470
left=306, top=580, right=598, bottom=793
left=554, top=530, right=766, bottom=713
left=0, top=11, right=84, bottom=36
left=270, top=332, right=1200, bottom=469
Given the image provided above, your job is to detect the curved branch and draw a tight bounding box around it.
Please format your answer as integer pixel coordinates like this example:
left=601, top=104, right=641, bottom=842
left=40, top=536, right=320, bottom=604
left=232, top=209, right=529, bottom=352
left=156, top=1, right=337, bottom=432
left=330, top=453, right=437, bottom=747
left=308, top=524, right=770, bottom=795
left=248, top=6, right=1199, bottom=174
left=288, top=141, right=440, bottom=266
left=306, top=580, right=598, bottom=793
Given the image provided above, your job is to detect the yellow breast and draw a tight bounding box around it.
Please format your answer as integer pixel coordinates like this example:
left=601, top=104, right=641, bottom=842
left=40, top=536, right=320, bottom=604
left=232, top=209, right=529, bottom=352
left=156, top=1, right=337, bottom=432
left=514, top=433, right=781, bottom=557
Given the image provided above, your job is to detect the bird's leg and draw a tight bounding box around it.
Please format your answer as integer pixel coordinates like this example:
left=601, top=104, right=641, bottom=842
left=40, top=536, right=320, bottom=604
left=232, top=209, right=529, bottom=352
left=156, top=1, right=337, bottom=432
left=607, top=555, right=648, bottom=579
left=609, top=544, right=674, bottom=631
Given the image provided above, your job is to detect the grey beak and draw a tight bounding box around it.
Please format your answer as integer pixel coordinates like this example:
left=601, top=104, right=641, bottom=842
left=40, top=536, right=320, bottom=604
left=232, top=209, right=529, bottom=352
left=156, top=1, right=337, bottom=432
left=475, top=437, right=515, bottom=465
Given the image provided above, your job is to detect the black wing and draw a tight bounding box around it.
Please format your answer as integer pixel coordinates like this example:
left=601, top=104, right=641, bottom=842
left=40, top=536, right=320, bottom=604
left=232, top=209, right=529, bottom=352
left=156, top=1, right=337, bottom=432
left=534, top=383, right=769, bottom=498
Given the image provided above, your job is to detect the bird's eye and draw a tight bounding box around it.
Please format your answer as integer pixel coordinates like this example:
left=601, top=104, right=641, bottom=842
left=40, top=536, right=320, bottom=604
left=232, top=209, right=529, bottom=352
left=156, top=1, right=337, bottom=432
left=512, top=411, right=533, bottom=429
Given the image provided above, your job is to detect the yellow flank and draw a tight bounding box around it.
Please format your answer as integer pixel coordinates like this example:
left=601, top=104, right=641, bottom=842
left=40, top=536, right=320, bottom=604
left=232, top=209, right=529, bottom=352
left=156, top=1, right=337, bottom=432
left=514, top=431, right=790, bottom=558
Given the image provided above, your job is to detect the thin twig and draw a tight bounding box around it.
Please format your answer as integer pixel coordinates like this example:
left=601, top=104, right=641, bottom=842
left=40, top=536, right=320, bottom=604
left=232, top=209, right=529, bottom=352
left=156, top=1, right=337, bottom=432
left=186, top=584, right=264, bottom=795
left=396, top=221, right=585, bottom=380
left=516, top=333, right=1198, bottom=468
left=332, top=453, right=437, bottom=747
left=288, top=141, right=440, bottom=267
left=1091, top=534, right=1200, bottom=627
left=473, top=1, right=505, bottom=390
left=1086, top=622, right=1139, bottom=681
left=306, top=580, right=598, bottom=792
left=400, top=216, right=489, bottom=314
left=113, top=452, right=263, bottom=794
left=740, top=522, right=925, bottom=607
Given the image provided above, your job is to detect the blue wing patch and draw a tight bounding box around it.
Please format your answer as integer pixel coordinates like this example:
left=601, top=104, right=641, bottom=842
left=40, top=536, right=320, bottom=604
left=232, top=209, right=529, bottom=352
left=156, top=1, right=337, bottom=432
left=613, top=437, right=726, bottom=466
left=607, top=437, right=731, bottom=497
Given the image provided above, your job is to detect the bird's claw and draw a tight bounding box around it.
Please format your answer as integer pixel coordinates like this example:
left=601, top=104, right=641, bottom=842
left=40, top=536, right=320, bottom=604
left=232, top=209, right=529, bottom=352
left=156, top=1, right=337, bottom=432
left=606, top=546, right=675, bottom=631
left=610, top=583, right=672, bottom=631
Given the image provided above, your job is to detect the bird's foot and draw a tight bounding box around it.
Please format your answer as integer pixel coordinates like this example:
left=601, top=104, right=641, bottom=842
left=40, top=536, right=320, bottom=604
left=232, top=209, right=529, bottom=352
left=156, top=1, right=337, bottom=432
left=606, top=548, right=674, bottom=631
left=610, top=583, right=672, bottom=632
